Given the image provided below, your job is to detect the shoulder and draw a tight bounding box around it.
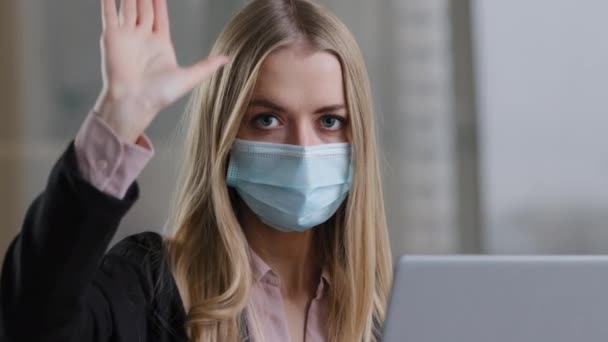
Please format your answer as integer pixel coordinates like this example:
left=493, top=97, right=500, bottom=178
left=106, top=231, right=166, bottom=276
left=100, top=231, right=171, bottom=302
left=93, top=232, right=187, bottom=340
left=105, top=232, right=187, bottom=338
left=107, top=231, right=165, bottom=260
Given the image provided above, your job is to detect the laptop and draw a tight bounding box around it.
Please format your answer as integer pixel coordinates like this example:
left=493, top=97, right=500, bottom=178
left=381, top=255, right=608, bottom=342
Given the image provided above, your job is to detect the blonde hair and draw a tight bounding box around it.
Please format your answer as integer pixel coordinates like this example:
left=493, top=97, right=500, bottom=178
left=163, top=0, right=392, bottom=341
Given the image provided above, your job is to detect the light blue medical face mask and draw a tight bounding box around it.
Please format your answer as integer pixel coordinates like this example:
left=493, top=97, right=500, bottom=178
left=226, top=139, right=353, bottom=232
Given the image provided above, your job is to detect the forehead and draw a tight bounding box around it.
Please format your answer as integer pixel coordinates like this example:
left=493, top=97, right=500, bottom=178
left=252, top=43, right=345, bottom=109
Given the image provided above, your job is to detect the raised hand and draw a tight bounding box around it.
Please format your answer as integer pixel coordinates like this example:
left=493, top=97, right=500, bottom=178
left=93, top=0, right=229, bottom=143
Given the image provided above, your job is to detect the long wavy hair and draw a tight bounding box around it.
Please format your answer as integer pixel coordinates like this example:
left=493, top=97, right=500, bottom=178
left=163, top=0, right=392, bottom=341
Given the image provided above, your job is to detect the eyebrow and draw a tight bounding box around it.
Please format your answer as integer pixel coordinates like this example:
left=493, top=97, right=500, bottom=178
left=249, top=98, right=346, bottom=114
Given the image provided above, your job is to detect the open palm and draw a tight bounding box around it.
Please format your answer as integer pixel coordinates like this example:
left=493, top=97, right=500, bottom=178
left=95, top=0, right=228, bottom=142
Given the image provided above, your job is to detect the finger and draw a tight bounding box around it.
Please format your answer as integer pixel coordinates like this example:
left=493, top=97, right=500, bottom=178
left=178, top=56, right=231, bottom=96
left=137, top=0, right=154, bottom=31
left=119, top=0, right=137, bottom=28
left=101, top=0, right=119, bottom=30
left=152, top=0, right=170, bottom=36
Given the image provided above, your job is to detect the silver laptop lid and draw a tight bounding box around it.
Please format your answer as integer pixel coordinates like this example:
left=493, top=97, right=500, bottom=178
left=382, top=255, right=608, bottom=342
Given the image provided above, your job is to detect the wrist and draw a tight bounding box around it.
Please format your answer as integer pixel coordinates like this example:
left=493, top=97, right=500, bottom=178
left=93, top=91, right=152, bottom=144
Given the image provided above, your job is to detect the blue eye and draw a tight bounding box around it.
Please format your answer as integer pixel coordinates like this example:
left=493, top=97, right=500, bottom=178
left=254, top=114, right=280, bottom=129
left=319, top=115, right=345, bottom=130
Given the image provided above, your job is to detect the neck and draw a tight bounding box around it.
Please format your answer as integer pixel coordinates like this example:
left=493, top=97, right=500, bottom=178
left=239, top=201, right=321, bottom=299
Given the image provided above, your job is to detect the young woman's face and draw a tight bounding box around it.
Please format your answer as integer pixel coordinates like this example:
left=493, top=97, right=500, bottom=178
left=237, top=43, right=349, bottom=145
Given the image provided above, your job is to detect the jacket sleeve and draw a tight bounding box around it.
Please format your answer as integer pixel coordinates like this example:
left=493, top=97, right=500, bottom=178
left=0, top=141, right=141, bottom=342
left=74, top=110, right=154, bottom=199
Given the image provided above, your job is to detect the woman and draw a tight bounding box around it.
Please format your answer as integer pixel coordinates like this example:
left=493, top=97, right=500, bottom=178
left=0, top=0, right=392, bottom=341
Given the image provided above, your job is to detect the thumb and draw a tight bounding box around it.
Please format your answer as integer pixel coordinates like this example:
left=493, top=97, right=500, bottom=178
left=179, top=56, right=231, bottom=93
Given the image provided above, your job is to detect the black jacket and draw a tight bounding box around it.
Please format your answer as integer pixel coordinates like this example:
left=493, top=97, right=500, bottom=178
left=0, top=142, right=383, bottom=342
left=0, top=142, right=191, bottom=342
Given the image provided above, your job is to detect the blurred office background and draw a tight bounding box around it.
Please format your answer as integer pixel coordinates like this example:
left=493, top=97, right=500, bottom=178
left=1, top=0, right=607, bottom=261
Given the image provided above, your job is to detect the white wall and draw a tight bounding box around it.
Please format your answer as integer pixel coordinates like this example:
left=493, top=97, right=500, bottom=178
left=473, top=0, right=608, bottom=253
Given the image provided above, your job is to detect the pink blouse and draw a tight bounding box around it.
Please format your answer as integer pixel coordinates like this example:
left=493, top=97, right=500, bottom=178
left=74, top=111, right=329, bottom=341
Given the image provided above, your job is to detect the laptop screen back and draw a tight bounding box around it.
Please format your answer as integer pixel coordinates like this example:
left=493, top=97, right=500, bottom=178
left=382, top=255, right=608, bottom=342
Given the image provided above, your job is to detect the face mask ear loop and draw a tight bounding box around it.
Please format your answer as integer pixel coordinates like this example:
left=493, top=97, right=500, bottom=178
left=347, top=146, right=354, bottom=185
